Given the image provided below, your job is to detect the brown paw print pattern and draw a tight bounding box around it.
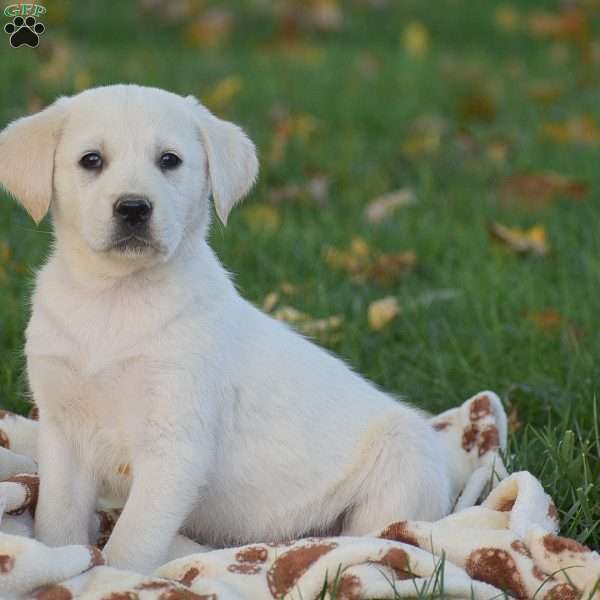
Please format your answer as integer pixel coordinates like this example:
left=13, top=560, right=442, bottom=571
left=5, top=473, right=39, bottom=516
left=266, top=541, right=338, bottom=598
left=33, top=584, right=73, bottom=600
left=461, top=394, right=501, bottom=457
left=466, top=547, right=527, bottom=599
left=227, top=545, right=270, bottom=575
left=378, top=520, right=420, bottom=547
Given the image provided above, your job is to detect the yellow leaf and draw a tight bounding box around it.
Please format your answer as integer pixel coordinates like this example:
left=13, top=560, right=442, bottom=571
left=0, top=240, right=11, bottom=262
left=542, top=114, right=600, bottom=146
left=38, top=39, right=73, bottom=84
left=365, top=189, right=416, bottom=223
left=488, top=222, right=550, bottom=256
left=324, top=237, right=371, bottom=275
left=185, top=9, right=234, bottom=47
left=402, top=21, right=429, bottom=58
left=242, top=204, right=281, bottom=233
left=263, top=291, right=280, bottom=313
left=495, top=5, right=521, bottom=32
left=73, top=69, right=92, bottom=93
left=273, top=305, right=307, bottom=323
left=368, top=297, right=400, bottom=331
left=273, top=305, right=342, bottom=342
left=203, top=76, right=243, bottom=112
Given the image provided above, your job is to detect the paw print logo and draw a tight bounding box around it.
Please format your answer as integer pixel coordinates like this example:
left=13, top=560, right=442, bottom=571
left=4, top=16, right=45, bottom=48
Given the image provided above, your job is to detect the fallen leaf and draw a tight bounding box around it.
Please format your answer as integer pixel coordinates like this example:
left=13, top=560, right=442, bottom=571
left=277, top=0, right=343, bottom=35
left=365, top=251, right=417, bottom=286
left=203, top=76, right=243, bottom=112
left=458, top=90, right=496, bottom=122
left=268, top=175, right=330, bottom=206
left=325, top=239, right=416, bottom=286
left=273, top=305, right=343, bottom=342
left=494, top=5, right=521, bottom=32
left=185, top=9, right=235, bottom=47
left=299, top=315, right=343, bottom=336
left=368, top=296, right=400, bottom=331
left=401, top=115, right=448, bottom=157
left=263, top=292, right=280, bottom=313
left=38, top=38, right=73, bottom=84
left=527, top=81, right=565, bottom=105
left=242, top=204, right=281, bottom=233
left=488, top=222, right=550, bottom=256
left=365, top=189, right=416, bottom=223
left=402, top=21, right=429, bottom=58
left=273, top=305, right=307, bottom=323
left=528, top=9, right=589, bottom=42
left=541, top=114, right=600, bottom=146
left=501, top=172, right=589, bottom=209
left=269, top=112, right=319, bottom=164
left=507, top=405, right=522, bottom=433
left=526, top=309, right=585, bottom=343
left=325, top=237, right=371, bottom=275
left=0, top=240, right=11, bottom=262
left=73, top=69, right=92, bottom=93
left=280, top=281, right=299, bottom=295
left=139, top=0, right=203, bottom=22
left=527, top=308, right=563, bottom=332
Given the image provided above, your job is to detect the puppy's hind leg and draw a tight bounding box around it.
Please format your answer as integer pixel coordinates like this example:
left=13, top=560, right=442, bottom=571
left=341, top=417, right=451, bottom=536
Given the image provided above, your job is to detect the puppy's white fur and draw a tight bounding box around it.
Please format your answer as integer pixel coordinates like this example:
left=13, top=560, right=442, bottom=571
left=0, top=85, right=452, bottom=573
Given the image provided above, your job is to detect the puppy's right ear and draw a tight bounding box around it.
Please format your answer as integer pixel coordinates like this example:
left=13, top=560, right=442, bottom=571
left=0, top=98, right=69, bottom=224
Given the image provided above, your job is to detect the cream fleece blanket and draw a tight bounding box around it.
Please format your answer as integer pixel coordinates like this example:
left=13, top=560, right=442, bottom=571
left=0, top=392, right=598, bottom=600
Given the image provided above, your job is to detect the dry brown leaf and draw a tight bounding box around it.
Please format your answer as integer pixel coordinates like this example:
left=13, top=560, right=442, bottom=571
left=324, top=237, right=372, bottom=276
left=542, top=114, right=600, bottom=146
left=488, top=222, right=550, bottom=256
left=507, top=405, right=522, bottom=433
left=527, top=308, right=563, bottom=332
left=185, top=9, right=234, bottom=47
left=501, top=172, right=589, bottom=209
left=277, top=0, right=343, bottom=35
left=458, top=90, right=496, bottom=122
left=528, top=9, right=589, bottom=42
left=365, top=189, right=416, bottom=223
left=280, top=281, right=299, bottom=295
left=242, top=204, right=281, bottom=233
left=365, top=251, right=417, bottom=286
left=402, top=21, right=429, bottom=57
left=325, top=239, right=416, bottom=286
left=203, top=76, right=243, bottom=112
left=368, top=296, right=400, bottom=331
left=269, top=113, right=319, bottom=164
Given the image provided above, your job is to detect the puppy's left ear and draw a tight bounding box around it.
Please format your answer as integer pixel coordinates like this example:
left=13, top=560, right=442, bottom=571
left=0, top=97, right=69, bottom=224
left=186, top=96, right=259, bottom=225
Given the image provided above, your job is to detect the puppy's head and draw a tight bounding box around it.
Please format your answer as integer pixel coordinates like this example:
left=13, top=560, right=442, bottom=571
left=0, top=84, right=258, bottom=263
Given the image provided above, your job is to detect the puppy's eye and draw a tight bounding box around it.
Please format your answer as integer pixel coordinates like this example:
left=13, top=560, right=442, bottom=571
left=79, top=152, right=103, bottom=170
left=159, top=152, right=182, bottom=170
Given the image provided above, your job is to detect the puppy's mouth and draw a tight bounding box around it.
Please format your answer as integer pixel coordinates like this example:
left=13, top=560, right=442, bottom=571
left=109, top=234, right=160, bottom=254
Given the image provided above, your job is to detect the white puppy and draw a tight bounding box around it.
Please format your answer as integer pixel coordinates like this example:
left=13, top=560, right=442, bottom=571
left=0, top=85, right=452, bottom=573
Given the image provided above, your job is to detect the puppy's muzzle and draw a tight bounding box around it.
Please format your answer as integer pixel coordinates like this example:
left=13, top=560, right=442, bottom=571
left=113, top=195, right=153, bottom=230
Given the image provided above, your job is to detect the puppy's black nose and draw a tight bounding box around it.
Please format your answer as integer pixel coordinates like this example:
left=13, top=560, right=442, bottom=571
left=113, top=195, right=153, bottom=228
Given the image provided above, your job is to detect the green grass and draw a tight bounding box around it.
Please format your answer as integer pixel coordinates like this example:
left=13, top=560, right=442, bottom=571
left=1, top=0, right=599, bottom=553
